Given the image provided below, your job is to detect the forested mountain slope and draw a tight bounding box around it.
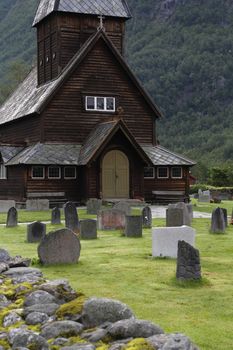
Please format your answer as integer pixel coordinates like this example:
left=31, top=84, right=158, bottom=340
left=0, top=0, right=233, bottom=165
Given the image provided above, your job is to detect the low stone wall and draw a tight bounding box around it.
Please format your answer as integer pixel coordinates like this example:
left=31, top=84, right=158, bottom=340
left=0, top=249, right=199, bottom=350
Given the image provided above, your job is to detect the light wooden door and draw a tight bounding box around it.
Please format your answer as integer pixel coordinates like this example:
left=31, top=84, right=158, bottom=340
left=102, top=150, right=129, bottom=198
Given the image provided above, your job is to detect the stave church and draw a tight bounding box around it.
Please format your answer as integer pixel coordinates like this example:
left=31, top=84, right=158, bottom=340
left=0, top=0, right=195, bottom=204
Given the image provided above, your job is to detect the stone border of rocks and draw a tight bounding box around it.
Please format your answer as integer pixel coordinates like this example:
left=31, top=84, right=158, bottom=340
left=0, top=249, right=199, bottom=350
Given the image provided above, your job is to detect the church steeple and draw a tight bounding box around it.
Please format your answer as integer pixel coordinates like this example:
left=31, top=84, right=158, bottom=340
left=34, top=0, right=132, bottom=85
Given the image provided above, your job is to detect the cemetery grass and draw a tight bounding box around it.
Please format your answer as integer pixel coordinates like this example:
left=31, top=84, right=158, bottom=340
left=0, top=218, right=233, bottom=349
left=191, top=199, right=233, bottom=214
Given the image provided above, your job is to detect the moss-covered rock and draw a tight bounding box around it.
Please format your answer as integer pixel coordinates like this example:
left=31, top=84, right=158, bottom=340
left=56, top=294, right=86, bottom=319
left=123, top=338, right=155, bottom=350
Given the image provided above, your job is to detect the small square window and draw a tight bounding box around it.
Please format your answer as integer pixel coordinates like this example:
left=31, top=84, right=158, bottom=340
left=144, top=167, right=155, bottom=179
left=86, top=96, right=95, bottom=110
left=48, top=166, right=61, bottom=179
left=157, top=167, right=169, bottom=179
left=64, top=167, right=76, bottom=179
left=97, top=97, right=105, bottom=110
left=106, top=97, right=115, bottom=111
left=171, top=167, right=182, bottom=178
left=32, top=166, right=45, bottom=179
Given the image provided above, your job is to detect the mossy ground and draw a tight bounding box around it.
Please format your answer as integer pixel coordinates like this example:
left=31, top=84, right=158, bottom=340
left=0, top=207, right=233, bottom=350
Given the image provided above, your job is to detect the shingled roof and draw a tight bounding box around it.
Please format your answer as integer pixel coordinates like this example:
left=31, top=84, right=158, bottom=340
left=0, top=146, right=23, bottom=163
left=33, top=0, right=132, bottom=26
left=6, top=143, right=82, bottom=166
left=142, top=145, right=196, bottom=166
left=0, top=30, right=161, bottom=127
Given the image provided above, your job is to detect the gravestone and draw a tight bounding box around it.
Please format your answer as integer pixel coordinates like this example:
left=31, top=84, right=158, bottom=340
left=26, top=199, right=49, bottom=211
left=152, top=226, right=196, bottom=258
left=51, top=207, right=61, bottom=225
left=38, top=228, right=81, bottom=265
left=64, top=202, right=79, bottom=234
left=0, top=200, right=16, bottom=213
left=186, top=203, right=193, bottom=221
left=97, top=209, right=125, bottom=230
left=198, top=189, right=210, bottom=203
left=6, top=207, right=18, bottom=227
left=210, top=207, right=226, bottom=233
left=113, top=201, right=131, bottom=215
left=142, top=206, right=152, bottom=228
left=27, top=222, right=46, bottom=243
left=80, top=219, right=97, bottom=239
left=221, top=208, right=228, bottom=227
left=124, top=216, right=142, bottom=238
left=176, top=240, right=201, bottom=280
left=231, top=210, right=233, bottom=225
left=86, top=199, right=102, bottom=215
left=166, top=202, right=191, bottom=227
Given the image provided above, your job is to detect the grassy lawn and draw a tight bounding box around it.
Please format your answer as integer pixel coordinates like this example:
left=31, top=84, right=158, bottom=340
left=0, top=211, right=233, bottom=350
left=191, top=199, right=233, bottom=215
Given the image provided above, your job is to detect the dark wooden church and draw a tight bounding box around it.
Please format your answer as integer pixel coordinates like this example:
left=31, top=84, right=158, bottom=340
left=0, top=0, right=195, bottom=204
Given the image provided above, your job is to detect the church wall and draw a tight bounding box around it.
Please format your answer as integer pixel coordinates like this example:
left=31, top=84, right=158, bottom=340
left=42, top=38, right=155, bottom=145
left=0, top=116, right=42, bottom=145
left=0, top=166, right=25, bottom=200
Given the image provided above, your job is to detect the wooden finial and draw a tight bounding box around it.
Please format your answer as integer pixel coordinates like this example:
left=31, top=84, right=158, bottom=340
left=97, top=14, right=105, bottom=31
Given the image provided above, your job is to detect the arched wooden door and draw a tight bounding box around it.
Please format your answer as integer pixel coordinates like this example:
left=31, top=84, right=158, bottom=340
left=102, top=150, right=129, bottom=198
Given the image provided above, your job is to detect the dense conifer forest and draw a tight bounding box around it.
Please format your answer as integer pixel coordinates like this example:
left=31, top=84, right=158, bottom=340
left=0, top=0, right=233, bottom=173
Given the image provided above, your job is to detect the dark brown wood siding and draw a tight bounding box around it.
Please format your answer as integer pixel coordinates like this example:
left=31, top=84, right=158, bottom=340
left=0, top=166, right=25, bottom=200
left=0, top=116, right=42, bottom=145
left=144, top=166, right=190, bottom=201
left=26, top=166, right=82, bottom=201
left=37, top=13, right=126, bottom=85
left=42, top=38, right=155, bottom=144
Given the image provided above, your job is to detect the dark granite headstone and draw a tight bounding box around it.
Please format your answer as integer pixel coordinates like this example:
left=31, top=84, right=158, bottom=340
left=51, top=207, right=61, bottom=225
left=86, top=199, right=102, bottom=215
left=166, top=208, right=184, bottom=227
left=166, top=202, right=191, bottom=227
left=64, top=202, right=79, bottom=234
left=142, top=206, right=152, bottom=228
left=97, top=209, right=126, bottom=230
left=6, top=207, right=18, bottom=227
left=210, top=207, right=226, bottom=233
left=38, top=228, right=81, bottom=265
left=176, top=240, right=201, bottom=280
left=27, top=222, right=46, bottom=243
left=221, top=208, right=228, bottom=227
left=80, top=219, right=97, bottom=239
left=124, top=216, right=142, bottom=238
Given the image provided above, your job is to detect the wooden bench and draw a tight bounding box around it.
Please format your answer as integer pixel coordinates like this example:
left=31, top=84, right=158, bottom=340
left=152, top=190, right=187, bottom=204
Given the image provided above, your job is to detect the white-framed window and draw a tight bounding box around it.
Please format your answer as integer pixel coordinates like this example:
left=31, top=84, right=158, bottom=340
left=144, top=167, right=155, bottom=179
left=0, top=164, right=7, bottom=179
left=64, top=166, right=77, bottom=179
left=48, top=166, right=61, bottom=179
left=32, top=166, right=45, bottom=179
left=157, top=167, right=169, bottom=179
left=85, top=96, right=115, bottom=112
left=171, top=167, right=182, bottom=179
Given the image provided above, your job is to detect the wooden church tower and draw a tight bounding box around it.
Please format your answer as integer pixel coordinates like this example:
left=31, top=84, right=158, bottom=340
left=0, top=0, right=194, bottom=204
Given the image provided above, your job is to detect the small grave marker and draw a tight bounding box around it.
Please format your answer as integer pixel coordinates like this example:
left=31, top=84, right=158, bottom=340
left=6, top=207, right=18, bottom=227
left=80, top=219, right=97, bottom=239
left=64, top=202, right=79, bottom=234
left=142, top=206, right=152, bottom=228
left=176, top=240, right=201, bottom=280
left=27, top=222, right=46, bottom=243
left=51, top=207, right=61, bottom=225
left=124, top=216, right=142, bottom=238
